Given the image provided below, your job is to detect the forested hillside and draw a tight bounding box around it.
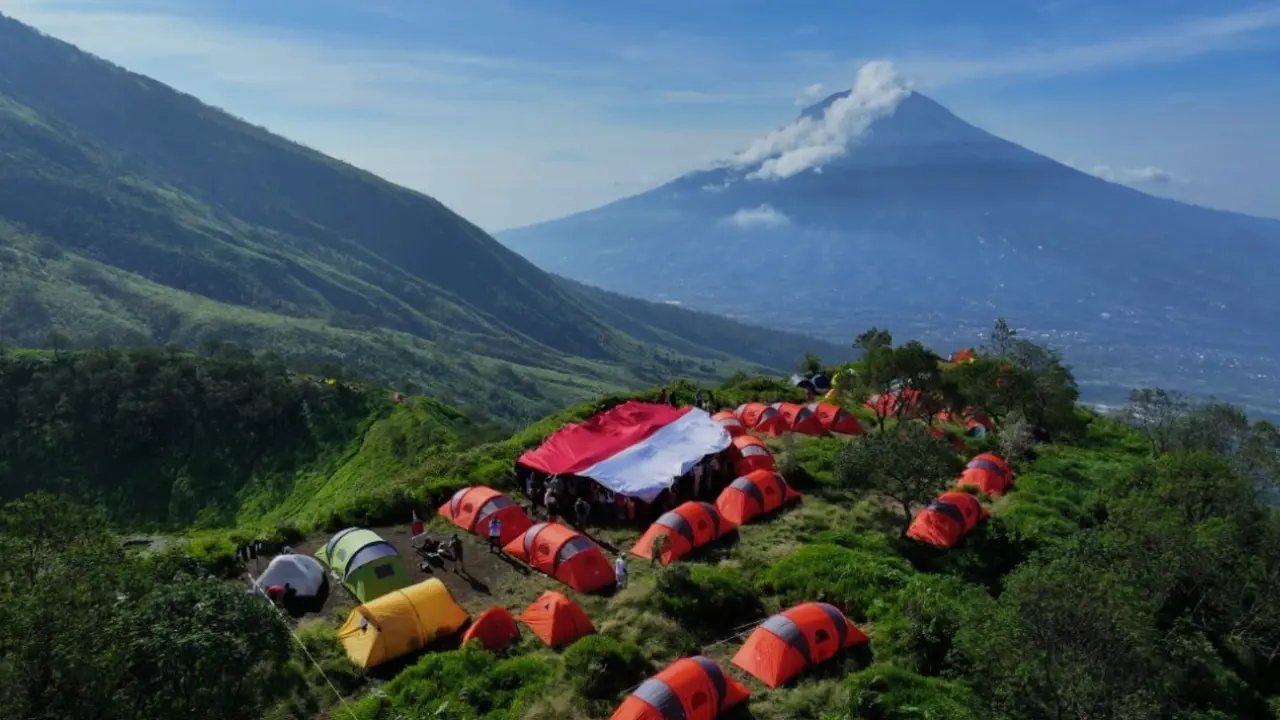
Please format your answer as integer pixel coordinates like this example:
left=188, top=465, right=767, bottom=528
left=0, top=13, right=847, bottom=423
left=3, top=320, right=1278, bottom=720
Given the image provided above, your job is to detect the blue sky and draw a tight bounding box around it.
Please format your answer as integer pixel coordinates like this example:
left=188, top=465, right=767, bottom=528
left=3, top=0, right=1279, bottom=230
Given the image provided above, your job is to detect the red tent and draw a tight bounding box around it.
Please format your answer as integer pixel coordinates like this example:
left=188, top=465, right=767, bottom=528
left=438, top=486, right=533, bottom=546
left=771, top=402, right=826, bottom=436
left=732, top=602, right=869, bottom=687
left=728, top=434, right=775, bottom=477
left=611, top=656, right=750, bottom=720
left=736, top=402, right=786, bottom=436
left=461, top=607, right=521, bottom=651
left=711, top=411, right=746, bottom=438
left=518, top=591, right=594, bottom=647
left=866, top=389, right=924, bottom=418
left=957, top=453, right=1013, bottom=496
left=504, top=523, right=615, bottom=593
left=716, top=469, right=800, bottom=525
left=631, top=502, right=736, bottom=565
left=809, top=403, right=863, bottom=435
left=906, top=491, right=988, bottom=548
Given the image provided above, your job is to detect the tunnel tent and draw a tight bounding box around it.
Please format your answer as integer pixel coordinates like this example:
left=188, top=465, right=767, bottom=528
left=716, top=469, right=800, bottom=526
left=461, top=606, right=521, bottom=651
left=517, top=401, right=730, bottom=503
left=735, top=402, right=787, bottom=436
left=808, top=403, right=864, bottom=435
left=504, top=522, right=615, bottom=593
left=771, top=402, right=826, bottom=436
left=710, top=411, right=746, bottom=437
left=631, top=501, right=736, bottom=565
left=337, top=577, right=469, bottom=668
left=957, top=452, right=1014, bottom=496
left=732, top=602, right=869, bottom=688
left=438, top=485, right=534, bottom=545
left=728, top=434, right=775, bottom=477
left=519, top=590, right=594, bottom=647
left=316, top=528, right=410, bottom=603
left=254, top=553, right=327, bottom=598
left=610, top=655, right=750, bottom=720
left=906, top=491, right=988, bottom=549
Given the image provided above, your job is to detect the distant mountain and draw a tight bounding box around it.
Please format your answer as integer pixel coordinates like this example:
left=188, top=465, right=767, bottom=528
left=0, top=14, right=846, bottom=423
left=499, top=73, right=1280, bottom=416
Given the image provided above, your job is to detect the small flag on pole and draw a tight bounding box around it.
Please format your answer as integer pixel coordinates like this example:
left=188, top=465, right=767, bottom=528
left=411, top=510, right=424, bottom=537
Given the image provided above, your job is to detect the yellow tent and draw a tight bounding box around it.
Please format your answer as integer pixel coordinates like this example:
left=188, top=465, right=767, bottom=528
left=337, top=578, right=469, bottom=668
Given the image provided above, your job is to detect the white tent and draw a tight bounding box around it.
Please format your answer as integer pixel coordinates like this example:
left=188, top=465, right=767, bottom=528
left=254, top=554, right=327, bottom=597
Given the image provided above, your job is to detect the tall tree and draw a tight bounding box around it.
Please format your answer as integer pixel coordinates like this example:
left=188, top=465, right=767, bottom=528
left=835, top=422, right=962, bottom=532
left=1121, top=388, right=1191, bottom=457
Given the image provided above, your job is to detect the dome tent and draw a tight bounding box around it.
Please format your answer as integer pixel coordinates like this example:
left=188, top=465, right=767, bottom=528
left=316, top=528, right=410, bottom=603
left=716, top=470, right=800, bottom=525
left=461, top=607, right=521, bottom=651
left=956, top=453, right=1014, bottom=496
left=907, top=491, right=988, bottom=549
left=337, top=578, right=469, bottom=668
left=710, top=411, right=746, bottom=437
left=254, top=554, right=327, bottom=597
left=728, top=434, right=774, bottom=477
left=439, top=485, right=534, bottom=545
left=504, top=522, right=614, bottom=593
left=732, top=602, right=868, bottom=687
left=771, top=402, right=825, bottom=436
left=735, top=402, right=786, bottom=436
left=631, top=501, right=736, bottom=565
left=611, top=655, right=749, bottom=720
left=519, top=590, right=594, bottom=647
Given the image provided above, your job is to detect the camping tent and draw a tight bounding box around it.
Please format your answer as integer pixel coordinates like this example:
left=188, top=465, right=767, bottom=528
left=809, top=403, right=863, bottom=435
left=716, top=470, right=800, bottom=525
left=611, top=656, right=750, bottom=720
left=957, top=453, right=1014, bottom=496
left=519, top=590, right=594, bottom=647
left=337, top=578, right=469, bottom=668
left=810, top=374, right=832, bottom=392
left=461, top=607, right=521, bottom=651
left=736, top=402, right=786, bottom=436
left=728, top=435, right=775, bottom=477
left=771, top=402, right=826, bottom=436
left=517, top=401, right=731, bottom=502
left=316, top=528, right=410, bottom=603
left=907, top=491, right=988, bottom=548
left=631, top=501, right=736, bottom=565
left=439, top=486, right=533, bottom=545
left=710, top=411, right=746, bottom=438
left=254, top=554, right=327, bottom=598
left=732, top=602, right=869, bottom=687
left=866, top=389, right=925, bottom=419
left=504, top=522, right=615, bottom=593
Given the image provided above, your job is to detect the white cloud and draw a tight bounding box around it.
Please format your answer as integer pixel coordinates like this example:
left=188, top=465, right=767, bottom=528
left=794, top=82, right=825, bottom=106
left=1091, top=164, right=1188, bottom=185
left=701, top=180, right=731, bottom=192
left=732, top=61, right=909, bottom=180
left=719, top=204, right=792, bottom=229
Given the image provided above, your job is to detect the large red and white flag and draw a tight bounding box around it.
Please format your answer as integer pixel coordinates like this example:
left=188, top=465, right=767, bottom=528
left=518, top=401, right=731, bottom=503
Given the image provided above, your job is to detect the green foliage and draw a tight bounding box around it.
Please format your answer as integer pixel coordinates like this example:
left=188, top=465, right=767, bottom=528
left=562, top=635, right=649, bottom=702
left=756, top=543, right=914, bottom=622
left=844, top=665, right=981, bottom=720
left=869, top=573, right=992, bottom=676
left=652, top=564, right=765, bottom=639
left=835, top=422, right=962, bottom=532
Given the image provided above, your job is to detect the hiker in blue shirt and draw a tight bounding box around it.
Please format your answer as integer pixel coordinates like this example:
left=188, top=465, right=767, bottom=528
left=488, top=516, right=503, bottom=553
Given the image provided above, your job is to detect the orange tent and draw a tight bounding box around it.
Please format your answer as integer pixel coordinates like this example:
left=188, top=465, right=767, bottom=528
left=809, top=403, right=863, bottom=435
left=611, top=656, right=750, bottom=720
left=711, top=411, right=746, bottom=438
left=518, top=591, right=594, bottom=647
left=504, top=523, right=615, bottom=593
left=439, top=486, right=533, bottom=546
left=771, top=402, right=826, bottom=436
left=907, top=491, right=988, bottom=548
left=716, top=469, right=800, bottom=525
left=957, top=453, right=1013, bottom=496
left=631, top=501, right=736, bottom=565
left=461, top=607, right=520, bottom=651
left=952, top=348, right=977, bottom=364
left=728, top=435, right=774, bottom=477
left=732, top=602, right=869, bottom=688
left=866, top=389, right=927, bottom=419
left=735, top=402, right=786, bottom=436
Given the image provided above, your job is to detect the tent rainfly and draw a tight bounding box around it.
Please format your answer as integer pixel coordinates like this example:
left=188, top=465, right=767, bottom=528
left=610, top=655, right=750, bottom=720
left=337, top=578, right=468, bottom=667
left=732, top=602, right=868, bottom=687
left=316, top=528, right=410, bottom=603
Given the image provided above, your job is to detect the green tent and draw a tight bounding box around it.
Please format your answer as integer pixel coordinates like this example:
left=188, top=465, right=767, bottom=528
left=316, top=528, right=410, bottom=603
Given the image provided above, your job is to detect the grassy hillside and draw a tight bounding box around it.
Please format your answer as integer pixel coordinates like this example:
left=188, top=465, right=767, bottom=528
left=0, top=14, right=843, bottom=422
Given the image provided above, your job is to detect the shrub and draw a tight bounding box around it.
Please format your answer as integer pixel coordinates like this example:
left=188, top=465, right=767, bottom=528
left=845, top=665, right=981, bottom=720
left=562, top=635, right=648, bottom=701
left=756, top=543, right=913, bottom=621
left=868, top=574, right=991, bottom=676
left=652, top=565, right=764, bottom=639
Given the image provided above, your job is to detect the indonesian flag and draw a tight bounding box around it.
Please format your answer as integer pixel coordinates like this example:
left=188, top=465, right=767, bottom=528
left=518, top=401, right=731, bottom=503
left=411, top=510, right=424, bottom=537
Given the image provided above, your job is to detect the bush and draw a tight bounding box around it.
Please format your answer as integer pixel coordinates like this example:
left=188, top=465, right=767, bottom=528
left=562, top=635, right=648, bottom=701
left=868, top=574, right=991, bottom=676
left=845, top=665, right=981, bottom=720
left=756, top=543, right=914, bottom=621
left=652, top=565, right=764, bottom=639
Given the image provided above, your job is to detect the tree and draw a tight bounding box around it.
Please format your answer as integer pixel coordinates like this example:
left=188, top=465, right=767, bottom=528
left=981, top=317, right=1018, bottom=359
left=854, top=327, right=893, bottom=355
left=835, top=422, right=962, bottom=533
left=1121, top=388, right=1191, bottom=457
left=848, top=340, right=948, bottom=431
left=798, top=352, right=824, bottom=376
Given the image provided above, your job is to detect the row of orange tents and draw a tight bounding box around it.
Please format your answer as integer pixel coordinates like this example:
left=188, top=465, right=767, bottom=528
left=715, top=402, right=864, bottom=438
left=907, top=453, right=1014, bottom=548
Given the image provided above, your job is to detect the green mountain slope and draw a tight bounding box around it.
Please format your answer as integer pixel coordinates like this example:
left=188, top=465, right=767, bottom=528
left=0, top=14, right=846, bottom=421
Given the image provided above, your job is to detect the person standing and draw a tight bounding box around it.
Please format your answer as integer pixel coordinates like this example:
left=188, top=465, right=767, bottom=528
left=544, top=486, right=558, bottom=523
left=614, top=553, right=628, bottom=590
left=487, top=516, right=503, bottom=553
left=574, top=495, right=591, bottom=529
left=447, top=533, right=463, bottom=573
